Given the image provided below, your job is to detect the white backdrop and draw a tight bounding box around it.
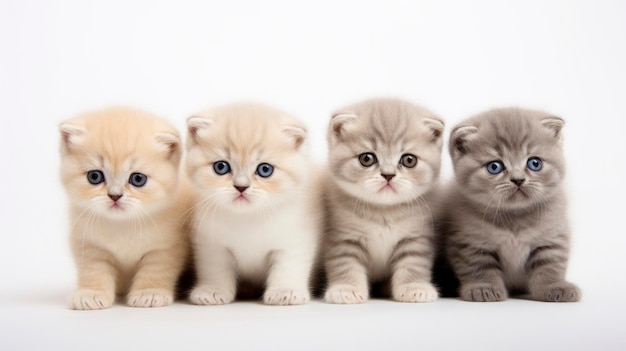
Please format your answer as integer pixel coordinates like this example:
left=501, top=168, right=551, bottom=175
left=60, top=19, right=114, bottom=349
left=1, top=0, right=625, bottom=350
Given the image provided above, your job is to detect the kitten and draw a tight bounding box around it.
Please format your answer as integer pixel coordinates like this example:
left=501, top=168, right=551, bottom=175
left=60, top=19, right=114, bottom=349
left=435, top=107, right=581, bottom=302
left=186, top=103, right=320, bottom=306
left=59, top=107, right=190, bottom=310
left=322, top=98, right=444, bottom=303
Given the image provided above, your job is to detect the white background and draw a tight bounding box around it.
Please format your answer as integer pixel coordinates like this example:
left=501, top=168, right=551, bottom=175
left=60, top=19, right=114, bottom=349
left=1, top=0, right=625, bottom=350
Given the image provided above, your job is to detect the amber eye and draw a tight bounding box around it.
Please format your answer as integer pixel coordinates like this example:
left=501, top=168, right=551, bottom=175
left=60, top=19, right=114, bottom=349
left=400, top=154, right=418, bottom=168
left=358, top=153, right=377, bottom=167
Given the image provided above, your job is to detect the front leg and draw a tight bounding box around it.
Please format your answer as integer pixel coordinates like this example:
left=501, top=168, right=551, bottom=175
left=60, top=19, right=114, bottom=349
left=189, top=245, right=237, bottom=305
left=324, top=238, right=369, bottom=304
left=70, top=245, right=118, bottom=310
left=448, top=241, right=508, bottom=302
left=526, top=243, right=581, bottom=302
left=127, top=247, right=186, bottom=308
left=263, top=249, right=314, bottom=306
left=390, top=236, right=438, bottom=303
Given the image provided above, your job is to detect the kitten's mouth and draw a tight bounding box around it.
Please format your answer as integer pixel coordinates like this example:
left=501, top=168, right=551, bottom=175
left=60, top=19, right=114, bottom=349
left=379, top=183, right=396, bottom=192
left=109, top=202, right=125, bottom=211
left=234, top=194, right=250, bottom=203
left=511, top=188, right=528, bottom=198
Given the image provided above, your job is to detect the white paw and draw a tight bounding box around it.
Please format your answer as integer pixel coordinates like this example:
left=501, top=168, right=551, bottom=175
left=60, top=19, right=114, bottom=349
left=324, top=284, right=368, bottom=304
left=189, top=286, right=234, bottom=305
left=393, top=283, right=438, bottom=303
left=70, top=289, right=114, bottom=310
left=127, top=289, right=173, bottom=308
left=263, top=288, right=310, bottom=305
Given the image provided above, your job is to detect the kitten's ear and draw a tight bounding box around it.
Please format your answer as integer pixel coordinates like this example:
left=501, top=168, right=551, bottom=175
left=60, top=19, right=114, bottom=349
left=156, top=133, right=181, bottom=161
left=59, top=123, right=86, bottom=153
left=450, top=125, right=479, bottom=155
left=541, top=116, right=565, bottom=139
left=422, top=118, right=445, bottom=141
left=187, top=116, right=212, bottom=144
left=329, top=113, right=357, bottom=141
left=283, top=125, right=307, bottom=150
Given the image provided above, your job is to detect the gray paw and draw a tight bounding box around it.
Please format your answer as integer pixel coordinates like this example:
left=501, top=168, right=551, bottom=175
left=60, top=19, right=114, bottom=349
left=460, top=283, right=508, bottom=302
left=533, top=282, right=581, bottom=302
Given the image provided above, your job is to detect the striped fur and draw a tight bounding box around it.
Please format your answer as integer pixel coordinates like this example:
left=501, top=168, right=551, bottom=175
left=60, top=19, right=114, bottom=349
left=434, top=108, right=581, bottom=302
left=322, top=98, right=444, bottom=303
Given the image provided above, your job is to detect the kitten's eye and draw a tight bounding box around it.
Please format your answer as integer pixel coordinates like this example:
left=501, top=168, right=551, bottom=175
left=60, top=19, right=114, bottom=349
left=400, top=154, right=418, bottom=168
left=358, top=153, right=377, bottom=167
left=129, top=173, right=148, bottom=187
left=527, top=157, right=543, bottom=172
left=256, top=163, right=274, bottom=178
left=486, top=161, right=505, bottom=175
left=87, top=170, right=105, bottom=185
left=213, top=161, right=231, bottom=175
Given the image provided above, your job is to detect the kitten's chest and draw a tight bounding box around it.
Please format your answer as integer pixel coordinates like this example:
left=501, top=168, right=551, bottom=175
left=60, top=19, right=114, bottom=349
left=365, top=219, right=413, bottom=280
left=496, top=234, right=532, bottom=289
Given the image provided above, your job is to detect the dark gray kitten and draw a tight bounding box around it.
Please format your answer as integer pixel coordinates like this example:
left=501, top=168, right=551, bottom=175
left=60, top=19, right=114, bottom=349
left=434, top=108, right=581, bottom=302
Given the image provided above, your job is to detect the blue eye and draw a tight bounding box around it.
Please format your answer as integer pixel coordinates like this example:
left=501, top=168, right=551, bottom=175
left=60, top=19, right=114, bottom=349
left=527, top=157, right=543, bottom=172
left=87, top=170, right=105, bottom=185
left=213, top=161, right=230, bottom=175
left=256, top=163, right=274, bottom=178
left=129, top=173, right=148, bottom=187
left=486, top=161, right=505, bottom=175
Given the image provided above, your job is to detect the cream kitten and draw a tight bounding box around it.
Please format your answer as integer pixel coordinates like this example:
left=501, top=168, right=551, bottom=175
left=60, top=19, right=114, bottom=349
left=322, top=98, right=444, bottom=304
left=59, top=107, right=190, bottom=310
left=186, top=103, right=319, bottom=306
left=435, top=107, right=581, bottom=302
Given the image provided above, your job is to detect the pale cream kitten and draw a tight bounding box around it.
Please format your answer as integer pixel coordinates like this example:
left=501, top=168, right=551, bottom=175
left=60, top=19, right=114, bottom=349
left=323, top=98, right=444, bottom=304
left=59, top=107, right=190, bottom=310
left=186, top=103, right=320, bottom=306
left=435, top=108, right=581, bottom=302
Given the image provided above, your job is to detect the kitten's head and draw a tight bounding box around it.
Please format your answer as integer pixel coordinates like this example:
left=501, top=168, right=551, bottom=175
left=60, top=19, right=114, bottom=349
left=59, top=107, right=182, bottom=221
left=185, top=103, right=307, bottom=214
left=450, top=107, right=565, bottom=212
left=327, top=98, right=444, bottom=206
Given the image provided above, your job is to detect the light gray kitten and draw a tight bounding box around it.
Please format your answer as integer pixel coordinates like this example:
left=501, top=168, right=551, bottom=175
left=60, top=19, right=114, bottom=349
left=435, top=107, right=581, bottom=302
left=322, top=98, right=444, bottom=304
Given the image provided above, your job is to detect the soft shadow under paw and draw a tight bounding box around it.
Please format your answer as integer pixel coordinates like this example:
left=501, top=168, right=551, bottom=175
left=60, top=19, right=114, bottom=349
left=70, top=289, right=114, bottom=310
left=189, top=287, right=234, bottom=305
left=460, top=283, right=508, bottom=302
left=263, top=288, right=309, bottom=306
left=127, top=289, right=173, bottom=308
left=324, top=284, right=368, bottom=304
left=393, top=283, right=438, bottom=303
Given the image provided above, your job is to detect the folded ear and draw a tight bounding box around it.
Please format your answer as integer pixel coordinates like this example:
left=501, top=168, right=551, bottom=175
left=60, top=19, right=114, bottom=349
left=450, top=125, right=479, bottom=155
left=59, top=123, right=86, bottom=153
left=282, top=124, right=307, bottom=150
left=541, top=116, right=565, bottom=139
left=187, top=116, right=213, bottom=144
left=156, top=132, right=181, bottom=162
left=328, top=112, right=358, bottom=142
left=422, top=117, right=445, bottom=141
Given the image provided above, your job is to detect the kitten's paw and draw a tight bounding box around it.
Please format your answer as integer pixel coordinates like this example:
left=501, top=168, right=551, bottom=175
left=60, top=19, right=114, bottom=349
left=127, top=289, right=173, bottom=308
left=324, top=284, right=368, bottom=304
left=393, top=283, right=438, bottom=303
left=70, top=289, right=114, bottom=310
left=263, top=288, right=310, bottom=306
left=189, top=286, right=234, bottom=305
left=532, top=282, right=581, bottom=302
left=460, top=283, right=508, bottom=302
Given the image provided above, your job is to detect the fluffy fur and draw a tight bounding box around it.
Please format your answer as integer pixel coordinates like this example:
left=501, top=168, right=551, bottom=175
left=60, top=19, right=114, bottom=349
left=186, top=103, right=320, bottom=306
left=59, top=107, right=190, bottom=310
left=322, top=98, right=444, bottom=303
left=434, top=107, right=581, bottom=302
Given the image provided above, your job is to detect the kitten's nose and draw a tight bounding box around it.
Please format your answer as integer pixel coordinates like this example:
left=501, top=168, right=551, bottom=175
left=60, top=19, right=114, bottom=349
left=510, top=178, right=525, bottom=187
left=382, top=174, right=395, bottom=181
left=234, top=185, right=249, bottom=194
left=108, top=193, right=123, bottom=202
